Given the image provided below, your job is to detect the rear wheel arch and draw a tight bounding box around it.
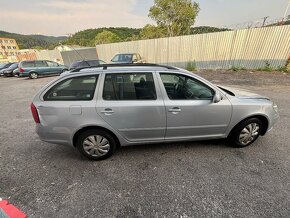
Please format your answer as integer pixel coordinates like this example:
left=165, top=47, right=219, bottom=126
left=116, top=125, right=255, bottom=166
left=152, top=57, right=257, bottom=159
left=73, top=126, right=120, bottom=148
left=29, top=71, right=39, bottom=79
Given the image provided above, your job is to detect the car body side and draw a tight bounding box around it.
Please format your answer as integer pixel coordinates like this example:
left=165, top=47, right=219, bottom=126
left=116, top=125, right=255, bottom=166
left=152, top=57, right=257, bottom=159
left=32, top=68, right=279, bottom=147
left=19, top=60, right=68, bottom=77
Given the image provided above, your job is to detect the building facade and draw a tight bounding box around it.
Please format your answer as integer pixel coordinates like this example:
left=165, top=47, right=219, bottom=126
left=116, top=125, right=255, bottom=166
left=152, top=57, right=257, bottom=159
left=0, top=37, right=19, bottom=63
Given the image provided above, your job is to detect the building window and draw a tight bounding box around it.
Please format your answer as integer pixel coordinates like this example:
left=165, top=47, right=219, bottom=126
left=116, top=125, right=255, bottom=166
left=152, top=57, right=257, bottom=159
left=4, top=40, right=8, bottom=43
left=7, top=46, right=11, bottom=49
left=0, top=40, right=2, bottom=43
left=10, top=40, right=14, bottom=43
left=13, top=46, right=16, bottom=49
left=1, top=46, right=5, bottom=49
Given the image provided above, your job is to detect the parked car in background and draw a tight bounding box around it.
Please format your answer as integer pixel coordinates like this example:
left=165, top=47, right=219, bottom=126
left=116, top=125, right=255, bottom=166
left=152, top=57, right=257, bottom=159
left=111, top=53, right=145, bottom=64
left=31, top=64, right=279, bottom=160
left=3, top=63, right=19, bottom=77
left=13, top=68, right=20, bottom=77
left=69, top=59, right=106, bottom=71
left=0, top=63, right=16, bottom=76
left=19, top=60, right=68, bottom=79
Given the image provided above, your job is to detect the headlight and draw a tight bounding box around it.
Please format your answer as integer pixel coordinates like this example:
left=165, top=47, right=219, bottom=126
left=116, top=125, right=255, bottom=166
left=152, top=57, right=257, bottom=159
left=272, top=103, right=279, bottom=113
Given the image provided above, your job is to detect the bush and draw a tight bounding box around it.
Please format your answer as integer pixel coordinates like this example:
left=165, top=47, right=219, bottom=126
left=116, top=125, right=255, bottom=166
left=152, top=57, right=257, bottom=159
left=186, top=61, right=196, bottom=71
left=230, top=66, right=246, bottom=71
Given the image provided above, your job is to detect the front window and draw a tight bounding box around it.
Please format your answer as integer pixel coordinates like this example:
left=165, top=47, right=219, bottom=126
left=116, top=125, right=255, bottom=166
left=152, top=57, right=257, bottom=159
left=44, top=75, right=98, bottom=101
left=160, top=73, right=214, bottom=100
left=103, top=73, right=156, bottom=100
left=47, top=61, right=58, bottom=67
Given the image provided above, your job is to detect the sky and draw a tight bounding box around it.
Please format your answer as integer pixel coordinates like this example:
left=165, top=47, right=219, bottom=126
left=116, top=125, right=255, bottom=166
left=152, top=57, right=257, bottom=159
left=0, top=0, right=289, bottom=36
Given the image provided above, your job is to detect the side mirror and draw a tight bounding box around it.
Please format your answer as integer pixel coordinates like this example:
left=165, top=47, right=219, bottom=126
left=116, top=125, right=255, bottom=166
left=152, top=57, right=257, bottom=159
left=213, top=92, right=222, bottom=103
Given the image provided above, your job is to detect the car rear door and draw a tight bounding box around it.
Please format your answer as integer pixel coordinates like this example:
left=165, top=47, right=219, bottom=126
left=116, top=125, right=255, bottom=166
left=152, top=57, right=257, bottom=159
left=96, top=71, right=166, bottom=142
left=35, top=61, right=49, bottom=75
left=37, top=74, right=99, bottom=143
left=157, top=72, right=232, bottom=140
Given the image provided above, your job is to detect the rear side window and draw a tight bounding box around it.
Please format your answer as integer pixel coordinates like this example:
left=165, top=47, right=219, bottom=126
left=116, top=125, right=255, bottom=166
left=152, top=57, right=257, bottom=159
left=44, top=75, right=98, bottom=101
left=35, top=61, right=48, bottom=67
left=22, top=62, right=35, bottom=67
left=103, top=73, right=156, bottom=100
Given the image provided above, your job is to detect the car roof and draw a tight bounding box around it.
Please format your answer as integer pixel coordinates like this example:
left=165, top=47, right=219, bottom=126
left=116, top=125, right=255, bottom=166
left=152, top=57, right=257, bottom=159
left=62, top=64, right=193, bottom=78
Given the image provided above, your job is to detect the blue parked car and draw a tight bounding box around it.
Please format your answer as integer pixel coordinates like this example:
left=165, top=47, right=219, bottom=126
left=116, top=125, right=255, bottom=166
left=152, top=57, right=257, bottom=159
left=19, top=60, right=68, bottom=79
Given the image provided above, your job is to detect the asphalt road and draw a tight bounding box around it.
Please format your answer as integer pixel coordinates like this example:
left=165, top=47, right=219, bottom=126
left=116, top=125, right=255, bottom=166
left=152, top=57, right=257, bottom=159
left=0, top=71, right=289, bottom=218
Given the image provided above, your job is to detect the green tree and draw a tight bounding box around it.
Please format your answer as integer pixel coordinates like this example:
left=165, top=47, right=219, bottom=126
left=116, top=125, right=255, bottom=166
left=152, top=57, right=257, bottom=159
left=95, top=30, right=121, bottom=45
left=140, top=24, right=167, bottom=39
left=149, top=0, right=200, bottom=37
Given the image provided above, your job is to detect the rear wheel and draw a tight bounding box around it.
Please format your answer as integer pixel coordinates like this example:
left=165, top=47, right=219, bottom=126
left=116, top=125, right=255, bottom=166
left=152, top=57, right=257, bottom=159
left=76, top=129, right=117, bottom=160
left=229, top=118, right=263, bottom=147
left=29, top=72, right=38, bottom=79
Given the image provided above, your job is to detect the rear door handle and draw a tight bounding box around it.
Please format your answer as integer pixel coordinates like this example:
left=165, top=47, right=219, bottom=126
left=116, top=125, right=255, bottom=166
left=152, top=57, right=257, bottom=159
left=168, top=107, right=181, bottom=113
left=101, top=108, right=114, bottom=115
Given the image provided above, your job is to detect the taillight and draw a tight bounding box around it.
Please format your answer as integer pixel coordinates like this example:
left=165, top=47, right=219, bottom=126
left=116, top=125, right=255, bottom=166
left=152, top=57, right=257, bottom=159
left=31, top=103, right=40, bottom=123
left=20, top=68, right=24, bottom=73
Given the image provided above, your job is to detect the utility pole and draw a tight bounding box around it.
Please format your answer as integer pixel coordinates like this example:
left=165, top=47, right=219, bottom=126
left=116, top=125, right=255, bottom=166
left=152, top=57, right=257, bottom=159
left=262, top=16, right=269, bottom=27
left=281, top=0, right=290, bottom=24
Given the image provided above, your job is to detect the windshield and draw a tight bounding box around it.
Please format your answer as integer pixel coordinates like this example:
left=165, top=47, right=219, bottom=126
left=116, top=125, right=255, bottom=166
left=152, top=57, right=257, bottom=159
left=112, top=54, right=133, bottom=62
left=8, top=63, right=18, bottom=69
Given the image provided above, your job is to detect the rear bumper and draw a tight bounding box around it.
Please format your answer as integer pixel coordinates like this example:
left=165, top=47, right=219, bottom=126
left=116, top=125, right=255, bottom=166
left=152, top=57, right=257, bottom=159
left=36, top=124, right=73, bottom=147
left=19, top=72, right=29, bottom=77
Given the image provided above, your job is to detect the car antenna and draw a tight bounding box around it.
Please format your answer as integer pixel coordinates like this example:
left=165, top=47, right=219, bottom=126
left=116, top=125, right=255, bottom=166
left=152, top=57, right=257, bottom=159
left=58, top=42, right=91, bottom=68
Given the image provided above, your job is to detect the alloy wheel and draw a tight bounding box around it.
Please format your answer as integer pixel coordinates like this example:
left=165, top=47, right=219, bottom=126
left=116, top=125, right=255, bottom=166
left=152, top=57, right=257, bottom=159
left=238, top=123, right=260, bottom=146
left=83, top=135, right=110, bottom=157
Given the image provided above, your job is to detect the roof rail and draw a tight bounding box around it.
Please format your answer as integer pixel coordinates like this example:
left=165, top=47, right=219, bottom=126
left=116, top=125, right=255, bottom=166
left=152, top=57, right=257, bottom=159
left=70, top=63, right=178, bottom=72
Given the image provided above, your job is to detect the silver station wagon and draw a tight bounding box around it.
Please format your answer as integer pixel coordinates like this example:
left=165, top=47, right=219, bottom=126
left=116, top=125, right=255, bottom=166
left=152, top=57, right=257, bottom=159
left=31, top=64, right=279, bottom=160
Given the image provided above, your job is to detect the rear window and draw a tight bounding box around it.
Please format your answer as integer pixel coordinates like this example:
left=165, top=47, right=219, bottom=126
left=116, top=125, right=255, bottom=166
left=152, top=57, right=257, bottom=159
left=35, top=61, right=48, bottom=67
left=22, top=62, right=35, bottom=67
left=9, top=63, right=18, bottom=69
left=44, top=75, right=98, bottom=101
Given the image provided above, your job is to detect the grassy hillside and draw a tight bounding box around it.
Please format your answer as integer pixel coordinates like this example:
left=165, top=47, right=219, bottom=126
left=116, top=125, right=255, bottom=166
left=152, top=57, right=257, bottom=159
left=64, top=27, right=141, bottom=47
left=0, top=30, right=67, bottom=49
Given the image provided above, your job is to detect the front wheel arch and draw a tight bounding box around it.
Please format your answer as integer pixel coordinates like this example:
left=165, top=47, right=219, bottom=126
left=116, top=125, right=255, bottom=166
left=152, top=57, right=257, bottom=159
left=228, top=115, right=269, bottom=137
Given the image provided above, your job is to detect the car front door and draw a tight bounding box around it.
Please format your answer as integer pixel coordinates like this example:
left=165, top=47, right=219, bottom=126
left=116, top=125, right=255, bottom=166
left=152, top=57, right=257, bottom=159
left=46, top=61, right=61, bottom=74
left=158, top=72, right=232, bottom=140
left=96, top=72, right=166, bottom=142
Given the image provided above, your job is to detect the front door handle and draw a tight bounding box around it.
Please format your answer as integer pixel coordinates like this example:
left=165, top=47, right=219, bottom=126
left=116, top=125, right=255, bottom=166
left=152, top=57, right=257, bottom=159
left=101, top=108, right=114, bottom=115
left=168, top=107, right=181, bottom=114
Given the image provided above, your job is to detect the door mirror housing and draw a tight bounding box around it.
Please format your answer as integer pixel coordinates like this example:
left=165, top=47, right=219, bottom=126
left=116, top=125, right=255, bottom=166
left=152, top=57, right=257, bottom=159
left=213, top=92, right=222, bottom=103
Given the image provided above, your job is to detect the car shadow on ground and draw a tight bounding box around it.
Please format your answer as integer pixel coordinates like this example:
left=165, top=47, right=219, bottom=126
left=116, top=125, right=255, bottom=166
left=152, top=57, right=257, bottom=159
left=118, top=139, right=229, bottom=153
left=39, top=138, right=231, bottom=162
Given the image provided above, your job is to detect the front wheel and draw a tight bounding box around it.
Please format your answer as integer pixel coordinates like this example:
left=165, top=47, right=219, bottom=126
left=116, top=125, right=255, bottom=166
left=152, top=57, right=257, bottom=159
left=29, top=72, right=38, bottom=79
left=76, top=129, right=117, bottom=160
left=228, top=118, right=263, bottom=147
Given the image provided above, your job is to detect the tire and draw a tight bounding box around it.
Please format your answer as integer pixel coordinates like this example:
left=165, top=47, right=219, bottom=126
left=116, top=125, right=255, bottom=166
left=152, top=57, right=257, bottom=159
left=60, top=69, right=68, bottom=74
left=228, top=118, right=263, bottom=148
left=29, top=72, right=38, bottom=79
left=76, top=129, right=117, bottom=160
